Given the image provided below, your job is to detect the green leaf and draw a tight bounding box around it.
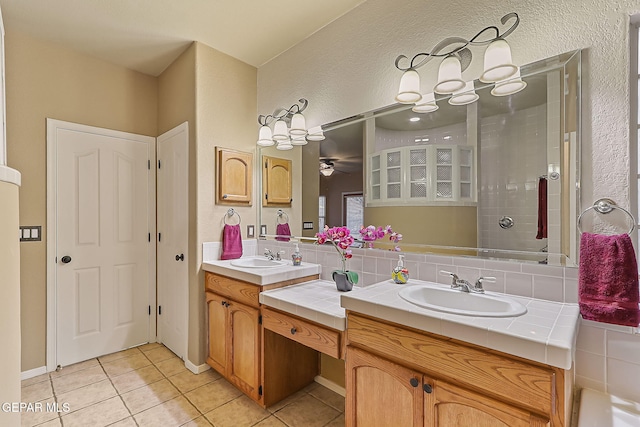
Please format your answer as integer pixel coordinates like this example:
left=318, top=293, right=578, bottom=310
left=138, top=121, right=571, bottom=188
left=346, top=271, right=359, bottom=285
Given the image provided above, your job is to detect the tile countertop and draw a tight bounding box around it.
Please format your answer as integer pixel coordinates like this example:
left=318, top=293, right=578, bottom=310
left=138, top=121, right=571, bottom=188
left=202, top=257, right=321, bottom=286
left=340, top=279, right=580, bottom=370
left=259, top=280, right=351, bottom=331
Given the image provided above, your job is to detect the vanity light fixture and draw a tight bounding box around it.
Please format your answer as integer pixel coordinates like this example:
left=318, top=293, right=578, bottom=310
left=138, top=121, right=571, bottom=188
left=490, top=67, right=527, bottom=96
left=257, top=98, right=325, bottom=148
left=412, top=92, right=439, bottom=113
left=394, top=12, right=521, bottom=109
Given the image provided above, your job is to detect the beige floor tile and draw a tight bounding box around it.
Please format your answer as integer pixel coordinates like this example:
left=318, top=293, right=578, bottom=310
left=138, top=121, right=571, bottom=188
left=19, top=397, right=59, bottom=427
left=180, top=416, right=213, bottom=427
left=108, top=416, right=138, bottom=426
left=168, top=368, right=220, bottom=393
left=324, top=413, right=345, bottom=427
left=121, top=378, right=180, bottom=414
left=110, top=365, right=165, bottom=394
left=137, top=342, right=163, bottom=353
left=21, top=372, right=50, bottom=388
left=204, top=395, right=270, bottom=427
left=267, top=389, right=307, bottom=413
left=274, top=394, right=340, bottom=427
left=102, top=353, right=151, bottom=378
left=56, top=379, right=117, bottom=414
left=155, top=356, right=188, bottom=377
left=61, top=396, right=130, bottom=427
left=51, top=365, right=107, bottom=394
left=32, top=417, right=62, bottom=427
left=184, top=379, right=242, bottom=414
left=253, top=415, right=288, bottom=427
left=21, top=379, right=54, bottom=402
left=134, top=396, right=200, bottom=427
left=144, top=346, right=178, bottom=364
left=98, top=348, right=141, bottom=364
left=308, top=385, right=345, bottom=412
left=49, top=359, right=100, bottom=378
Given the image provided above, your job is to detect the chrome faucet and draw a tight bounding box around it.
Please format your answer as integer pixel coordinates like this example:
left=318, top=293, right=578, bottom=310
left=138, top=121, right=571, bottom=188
left=440, top=271, right=495, bottom=294
left=264, top=249, right=285, bottom=261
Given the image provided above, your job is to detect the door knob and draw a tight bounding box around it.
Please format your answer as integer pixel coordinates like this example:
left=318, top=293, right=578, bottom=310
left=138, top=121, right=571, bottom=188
left=61, top=256, right=72, bottom=264
left=175, top=254, right=184, bottom=261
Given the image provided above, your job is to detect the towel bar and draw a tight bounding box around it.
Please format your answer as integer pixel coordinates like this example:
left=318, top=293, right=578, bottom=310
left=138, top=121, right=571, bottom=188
left=276, top=209, right=289, bottom=224
left=577, top=198, right=635, bottom=235
left=224, top=208, right=242, bottom=225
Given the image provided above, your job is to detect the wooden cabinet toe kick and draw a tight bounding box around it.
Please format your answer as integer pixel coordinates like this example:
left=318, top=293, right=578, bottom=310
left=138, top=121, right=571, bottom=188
left=262, top=307, right=344, bottom=359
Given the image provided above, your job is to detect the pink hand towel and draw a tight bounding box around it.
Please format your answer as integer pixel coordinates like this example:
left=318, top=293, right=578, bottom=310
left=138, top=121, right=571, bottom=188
left=578, top=232, right=640, bottom=327
left=536, top=177, right=547, bottom=239
left=276, top=223, right=291, bottom=242
left=220, top=224, right=243, bottom=260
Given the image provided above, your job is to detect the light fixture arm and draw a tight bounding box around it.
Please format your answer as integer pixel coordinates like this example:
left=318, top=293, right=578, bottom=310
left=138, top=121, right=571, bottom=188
left=258, top=98, right=309, bottom=126
left=394, top=12, right=519, bottom=72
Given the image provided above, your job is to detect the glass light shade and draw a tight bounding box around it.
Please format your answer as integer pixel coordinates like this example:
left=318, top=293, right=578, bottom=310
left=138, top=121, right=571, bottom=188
left=256, top=125, right=274, bottom=146
left=433, top=56, right=466, bottom=94
left=289, top=113, right=307, bottom=136
left=395, top=69, right=422, bottom=104
left=480, top=38, right=518, bottom=83
left=272, top=120, right=289, bottom=141
left=491, top=68, right=527, bottom=96
left=412, top=92, right=439, bottom=113
left=276, top=139, right=293, bottom=150
left=306, top=126, right=325, bottom=141
left=449, top=81, right=479, bottom=105
left=290, top=134, right=308, bottom=146
left=320, top=167, right=334, bottom=176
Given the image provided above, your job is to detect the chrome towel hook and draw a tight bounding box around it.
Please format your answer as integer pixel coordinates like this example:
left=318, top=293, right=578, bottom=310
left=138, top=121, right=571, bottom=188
left=224, top=208, right=241, bottom=225
left=276, top=209, right=289, bottom=224
left=577, top=198, right=635, bottom=235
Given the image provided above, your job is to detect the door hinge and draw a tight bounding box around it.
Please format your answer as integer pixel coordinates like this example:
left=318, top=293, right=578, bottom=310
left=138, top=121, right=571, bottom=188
left=158, top=306, right=162, bottom=315
left=148, top=305, right=151, bottom=315
left=158, top=160, right=161, bottom=169
left=158, top=233, right=162, bottom=242
left=265, top=162, right=268, bottom=168
left=148, top=160, right=151, bottom=170
left=148, top=233, right=151, bottom=242
left=258, top=385, right=263, bottom=396
left=258, top=315, right=262, bottom=325
left=265, top=194, right=268, bottom=200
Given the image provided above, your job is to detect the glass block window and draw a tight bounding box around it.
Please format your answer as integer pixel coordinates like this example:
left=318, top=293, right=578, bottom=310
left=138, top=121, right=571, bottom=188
left=372, top=186, right=380, bottom=200
left=460, top=166, right=471, bottom=182
left=411, top=183, right=427, bottom=198
left=387, top=168, right=401, bottom=183
left=460, top=183, right=471, bottom=198
left=437, top=166, right=452, bottom=181
left=460, top=149, right=472, bottom=166
left=437, top=148, right=452, bottom=164
left=437, top=182, right=453, bottom=198
left=387, top=183, right=401, bottom=198
left=372, top=170, right=380, bottom=185
left=387, top=151, right=401, bottom=167
left=371, top=155, right=380, bottom=170
left=410, top=166, right=426, bottom=182
left=410, top=149, right=427, bottom=165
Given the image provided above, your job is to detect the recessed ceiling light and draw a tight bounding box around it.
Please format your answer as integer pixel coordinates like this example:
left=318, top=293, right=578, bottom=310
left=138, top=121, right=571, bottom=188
left=443, top=135, right=452, bottom=140
left=409, top=117, right=420, bottom=122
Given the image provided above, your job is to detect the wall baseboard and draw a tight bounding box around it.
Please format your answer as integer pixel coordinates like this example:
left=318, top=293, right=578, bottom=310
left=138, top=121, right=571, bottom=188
left=21, top=366, right=47, bottom=381
left=314, top=375, right=346, bottom=397
left=185, top=359, right=210, bottom=375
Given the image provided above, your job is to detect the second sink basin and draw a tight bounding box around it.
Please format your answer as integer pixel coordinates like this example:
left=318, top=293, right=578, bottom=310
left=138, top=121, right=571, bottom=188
left=398, top=284, right=527, bottom=317
left=230, top=257, right=287, bottom=268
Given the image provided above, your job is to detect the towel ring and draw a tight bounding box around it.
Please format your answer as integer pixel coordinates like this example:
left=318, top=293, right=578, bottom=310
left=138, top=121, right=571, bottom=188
left=577, top=198, right=635, bottom=235
left=224, top=208, right=241, bottom=225
left=276, top=209, right=289, bottom=224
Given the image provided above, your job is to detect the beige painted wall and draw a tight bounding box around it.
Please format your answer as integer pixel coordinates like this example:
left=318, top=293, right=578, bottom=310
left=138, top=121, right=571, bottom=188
left=5, top=31, right=158, bottom=371
left=364, top=206, right=477, bottom=248
left=193, top=43, right=257, bottom=364
left=320, top=172, right=363, bottom=228
left=0, top=180, right=21, bottom=426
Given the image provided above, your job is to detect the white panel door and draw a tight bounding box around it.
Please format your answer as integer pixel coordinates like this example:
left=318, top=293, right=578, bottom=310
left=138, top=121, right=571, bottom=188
left=157, top=122, right=189, bottom=360
left=52, top=120, right=154, bottom=367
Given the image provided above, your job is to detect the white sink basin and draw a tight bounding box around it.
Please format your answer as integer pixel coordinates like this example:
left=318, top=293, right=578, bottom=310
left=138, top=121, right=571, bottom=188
left=398, top=284, right=527, bottom=317
left=230, top=257, right=287, bottom=268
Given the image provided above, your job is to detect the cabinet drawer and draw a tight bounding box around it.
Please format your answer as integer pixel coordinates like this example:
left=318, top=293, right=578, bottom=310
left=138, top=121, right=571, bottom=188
left=205, top=273, right=260, bottom=308
left=347, top=312, right=554, bottom=415
left=262, top=307, right=342, bottom=359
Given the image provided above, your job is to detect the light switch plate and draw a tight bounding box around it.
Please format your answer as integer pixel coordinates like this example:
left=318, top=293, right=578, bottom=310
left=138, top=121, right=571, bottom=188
left=260, top=225, right=267, bottom=236
left=303, top=222, right=314, bottom=230
left=247, top=225, right=255, bottom=238
left=20, top=226, right=42, bottom=242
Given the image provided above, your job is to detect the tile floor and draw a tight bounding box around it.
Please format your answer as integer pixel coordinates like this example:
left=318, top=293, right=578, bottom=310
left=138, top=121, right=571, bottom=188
left=21, top=343, right=345, bottom=427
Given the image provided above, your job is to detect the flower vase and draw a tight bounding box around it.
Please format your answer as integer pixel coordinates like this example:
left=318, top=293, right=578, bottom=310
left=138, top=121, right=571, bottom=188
left=332, top=270, right=353, bottom=292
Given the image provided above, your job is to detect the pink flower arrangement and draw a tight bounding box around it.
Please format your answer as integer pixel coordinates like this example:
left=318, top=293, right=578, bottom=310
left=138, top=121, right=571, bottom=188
left=315, top=226, right=354, bottom=264
left=359, top=225, right=403, bottom=251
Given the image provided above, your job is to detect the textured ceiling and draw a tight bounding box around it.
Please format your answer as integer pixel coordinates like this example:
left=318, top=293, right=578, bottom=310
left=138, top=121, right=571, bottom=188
left=0, top=0, right=366, bottom=76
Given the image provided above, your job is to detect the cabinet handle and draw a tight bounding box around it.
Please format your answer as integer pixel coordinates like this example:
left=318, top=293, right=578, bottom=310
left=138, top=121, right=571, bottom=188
left=423, top=384, right=432, bottom=394
left=223, top=194, right=228, bottom=199
left=221, top=301, right=229, bottom=307
left=290, top=328, right=297, bottom=335
left=409, top=378, right=419, bottom=388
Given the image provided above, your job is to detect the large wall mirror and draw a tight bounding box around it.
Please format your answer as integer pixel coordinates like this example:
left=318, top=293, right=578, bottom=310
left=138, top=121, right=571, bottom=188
left=259, top=50, right=581, bottom=267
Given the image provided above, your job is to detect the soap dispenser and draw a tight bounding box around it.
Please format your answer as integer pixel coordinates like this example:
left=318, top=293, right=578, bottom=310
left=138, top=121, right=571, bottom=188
left=392, top=254, right=409, bottom=284
left=292, top=243, right=302, bottom=266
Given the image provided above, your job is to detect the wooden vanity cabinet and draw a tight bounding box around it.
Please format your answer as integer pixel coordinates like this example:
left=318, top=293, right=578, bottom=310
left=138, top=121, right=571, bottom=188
left=205, top=271, right=319, bottom=407
left=346, top=312, right=567, bottom=427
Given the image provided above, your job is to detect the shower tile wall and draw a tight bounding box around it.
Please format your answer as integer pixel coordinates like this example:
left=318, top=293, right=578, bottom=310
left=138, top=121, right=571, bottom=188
left=479, top=104, right=549, bottom=253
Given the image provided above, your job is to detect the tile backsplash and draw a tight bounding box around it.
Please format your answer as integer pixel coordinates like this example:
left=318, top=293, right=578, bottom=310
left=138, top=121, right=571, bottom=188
left=253, top=239, right=640, bottom=403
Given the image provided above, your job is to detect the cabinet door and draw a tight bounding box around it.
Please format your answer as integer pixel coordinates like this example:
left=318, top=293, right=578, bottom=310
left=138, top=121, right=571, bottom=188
left=428, top=379, right=549, bottom=427
left=228, top=300, right=261, bottom=401
left=206, top=292, right=228, bottom=375
left=216, top=147, right=253, bottom=205
left=346, top=346, right=422, bottom=427
left=263, top=155, right=292, bottom=206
